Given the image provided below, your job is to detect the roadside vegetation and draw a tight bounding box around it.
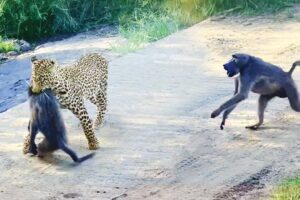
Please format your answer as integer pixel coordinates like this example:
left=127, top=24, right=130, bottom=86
left=0, top=37, right=15, bottom=53
left=1, top=0, right=300, bottom=53
left=271, top=176, right=300, bottom=200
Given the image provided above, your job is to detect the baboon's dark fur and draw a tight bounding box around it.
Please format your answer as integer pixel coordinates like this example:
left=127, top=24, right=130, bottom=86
left=27, top=87, right=95, bottom=163
left=211, top=54, right=300, bottom=130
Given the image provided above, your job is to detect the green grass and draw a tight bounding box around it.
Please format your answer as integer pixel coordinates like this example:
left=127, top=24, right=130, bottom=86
left=1, top=0, right=300, bottom=49
left=120, top=12, right=178, bottom=43
left=113, top=0, right=300, bottom=53
left=0, top=0, right=132, bottom=41
left=111, top=10, right=179, bottom=53
left=271, top=176, right=300, bottom=200
left=0, top=37, right=15, bottom=53
left=110, top=42, right=142, bottom=55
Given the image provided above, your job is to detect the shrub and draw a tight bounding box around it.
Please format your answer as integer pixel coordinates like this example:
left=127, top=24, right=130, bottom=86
left=0, top=0, right=300, bottom=42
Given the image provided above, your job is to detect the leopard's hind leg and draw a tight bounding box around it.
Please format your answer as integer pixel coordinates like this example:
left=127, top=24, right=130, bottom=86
left=60, top=96, right=99, bottom=150
left=23, top=120, right=32, bottom=154
left=89, top=90, right=107, bottom=130
left=23, top=133, right=31, bottom=154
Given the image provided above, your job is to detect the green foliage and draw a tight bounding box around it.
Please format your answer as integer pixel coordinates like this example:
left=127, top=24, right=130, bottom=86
left=118, top=10, right=178, bottom=48
left=0, top=0, right=300, bottom=43
left=0, top=0, right=77, bottom=41
left=115, top=0, right=300, bottom=52
left=0, top=36, right=15, bottom=53
left=271, top=176, right=300, bottom=200
left=0, top=0, right=135, bottom=41
left=110, top=42, right=141, bottom=55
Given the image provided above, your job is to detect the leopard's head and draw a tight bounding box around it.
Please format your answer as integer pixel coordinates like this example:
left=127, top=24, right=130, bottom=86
left=30, top=56, right=56, bottom=93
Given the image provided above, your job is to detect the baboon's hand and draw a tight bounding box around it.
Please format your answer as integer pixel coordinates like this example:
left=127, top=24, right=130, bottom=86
left=220, top=121, right=225, bottom=130
left=29, top=146, right=38, bottom=155
left=245, top=124, right=259, bottom=130
left=28, top=148, right=38, bottom=155
left=211, top=109, right=221, bottom=118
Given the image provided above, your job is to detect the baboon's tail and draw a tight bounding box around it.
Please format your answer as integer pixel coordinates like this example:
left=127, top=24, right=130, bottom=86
left=289, top=61, right=300, bottom=75
left=78, top=152, right=96, bottom=163
left=60, top=143, right=95, bottom=163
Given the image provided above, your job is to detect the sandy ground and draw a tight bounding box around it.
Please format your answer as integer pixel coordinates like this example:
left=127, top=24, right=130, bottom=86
left=1, top=8, right=300, bottom=200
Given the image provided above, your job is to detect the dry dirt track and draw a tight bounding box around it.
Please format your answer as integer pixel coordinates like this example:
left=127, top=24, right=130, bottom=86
left=1, top=13, right=300, bottom=200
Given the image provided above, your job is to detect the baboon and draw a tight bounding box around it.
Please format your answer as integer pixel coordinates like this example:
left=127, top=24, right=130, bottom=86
left=211, top=53, right=300, bottom=130
left=26, top=87, right=95, bottom=163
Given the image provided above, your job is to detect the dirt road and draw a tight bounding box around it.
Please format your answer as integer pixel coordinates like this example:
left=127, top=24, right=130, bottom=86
left=1, top=11, right=300, bottom=200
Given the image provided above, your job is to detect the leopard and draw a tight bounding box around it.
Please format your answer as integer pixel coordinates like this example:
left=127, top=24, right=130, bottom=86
left=23, top=53, right=108, bottom=151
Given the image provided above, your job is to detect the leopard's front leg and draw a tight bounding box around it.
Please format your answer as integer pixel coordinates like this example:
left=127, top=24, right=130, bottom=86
left=59, top=96, right=99, bottom=150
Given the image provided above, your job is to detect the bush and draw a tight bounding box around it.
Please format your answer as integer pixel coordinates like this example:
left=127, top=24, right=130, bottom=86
left=0, top=0, right=77, bottom=41
left=0, top=0, right=300, bottom=42
left=0, top=0, right=134, bottom=41
left=0, top=36, right=15, bottom=53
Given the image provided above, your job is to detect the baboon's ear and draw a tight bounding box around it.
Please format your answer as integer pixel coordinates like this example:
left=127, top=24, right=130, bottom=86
left=232, top=53, right=250, bottom=67
left=31, top=56, right=37, bottom=62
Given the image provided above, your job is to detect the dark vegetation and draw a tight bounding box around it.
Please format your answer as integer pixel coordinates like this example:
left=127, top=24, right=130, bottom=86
left=1, top=0, right=300, bottom=43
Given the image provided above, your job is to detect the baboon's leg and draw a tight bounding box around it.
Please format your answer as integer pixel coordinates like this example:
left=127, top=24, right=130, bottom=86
left=28, top=121, right=38, bottom=155
left=220, top=79, right=239, bottom=129
left=63, top=97, right=99, bottom=150
left=284, top=81, right=300, bottom=111
left=246, top=95, right=274, bottom=130
left=211, top=79, right=251, bottom=118
left=89, top=90, right=107, bottom=130
left=220, top=106, right=236, bottom=130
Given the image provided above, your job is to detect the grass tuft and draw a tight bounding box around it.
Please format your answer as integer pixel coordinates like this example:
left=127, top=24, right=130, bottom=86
left=0, top=36, right=15, bottom=53
left=271, top=176, right=300, bottom=200
left=110, top=42, right=142, bottom=55
left=112, top=9, right=178, bottom=52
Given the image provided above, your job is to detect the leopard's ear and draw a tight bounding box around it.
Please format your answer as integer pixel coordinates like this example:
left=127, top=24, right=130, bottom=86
left=47, top=60, right=57, bottom=72
left=31, top=56, right=37, bottom=62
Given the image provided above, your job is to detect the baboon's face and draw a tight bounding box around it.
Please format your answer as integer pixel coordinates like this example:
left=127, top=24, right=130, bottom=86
left=223, top=58, right=240, bottom=77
